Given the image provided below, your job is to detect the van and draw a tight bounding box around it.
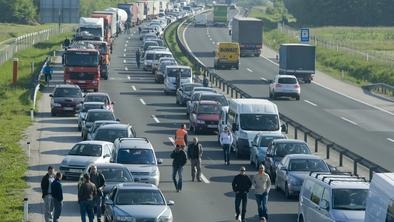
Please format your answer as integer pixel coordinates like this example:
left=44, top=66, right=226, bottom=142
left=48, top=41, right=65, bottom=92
left=214, top=42, right=240, bottom=70
left=221, top=99, right=286, bottom=157
left=365, top=173, right=394, bottom=222
left=164, top=65, right=193, bottom=94
left=144, top=50, right=171, bottom=71
left=151, top=50, right=173, bottom=73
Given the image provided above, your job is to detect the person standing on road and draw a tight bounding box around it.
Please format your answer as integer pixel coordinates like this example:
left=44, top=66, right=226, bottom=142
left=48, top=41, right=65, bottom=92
left=220, top=126, right=233, bottom=165
left=170, top=145, right=187, bottom=192
left=51, top=172, right=63, bottom=222
left=138, top=26, right=142, bottom=34
left=187, top=137, right=203, bottom=182
left=43, top=65, right=53, bottom=86
left=203, top=74, right=209, bottom=87
left=41, top=166, right=55, bottom=222
left=253, top=164, right=271, bottom=220
left=78, top=173, right=97, bottom=222
left=89, top=165, right=106, bottom=222
left=232, top=166, right=252, bottom=222
left=175, top=124, right=188, bottom=149
left=136, top=49, right=141, bottom=69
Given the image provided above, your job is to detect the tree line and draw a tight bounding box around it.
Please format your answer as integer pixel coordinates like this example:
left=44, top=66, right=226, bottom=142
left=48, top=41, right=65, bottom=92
left=283, top=0, right=394, bottom=26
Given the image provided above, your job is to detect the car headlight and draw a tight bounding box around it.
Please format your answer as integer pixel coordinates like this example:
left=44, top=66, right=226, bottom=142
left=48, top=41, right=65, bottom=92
left=116, top=216, right=136, bottom=222
left=151, top=167, right=159, bottom=176
left=196, top=119, right=205, bottom=124
left=157, top=216, right=172, bottom=222
left=52, top=103, right=62, bottom=107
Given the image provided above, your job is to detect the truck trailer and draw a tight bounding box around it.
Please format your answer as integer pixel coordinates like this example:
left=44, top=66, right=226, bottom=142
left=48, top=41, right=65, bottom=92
left=213, top=4, right=228, bottom=26
left=231, top=16, right=263, bottom=57
left=79, top=17, right=104, bottom=41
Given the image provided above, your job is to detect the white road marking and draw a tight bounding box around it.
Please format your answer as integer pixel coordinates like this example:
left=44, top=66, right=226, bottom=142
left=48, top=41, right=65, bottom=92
left=200, top=174, right=210, bottom=184
left=126, top=40, right=129, bottom=43
left=209, top=37, right=212, bottom=41
left=123, top=53, right=126, bottom=57
left=212, top=41, right=216, bottom=44
left=341, top=117, right=358, bottom=126
left=124, top=48, right=127, bottom=52
left=168, top=137, right=175, bottom=146
left=131, top=85, right=136, bottom=91
left=128, top=36, right=131, bottom=40
left=139, top=98, right=146, bottom=105
left=304, top=100, right=318, bottom=107
left=260, top=77, right=267, bottom=81
left=123, top=59, right=126, bottom=64
left=152, top=115, right=160, bottom=123
left=124, top=67, right=128, bottom=71
left=387, top=138, right=394, bottom=143
left=247, top=68, right=253, bottom=73
left=127, top=76, right=131, bottom=80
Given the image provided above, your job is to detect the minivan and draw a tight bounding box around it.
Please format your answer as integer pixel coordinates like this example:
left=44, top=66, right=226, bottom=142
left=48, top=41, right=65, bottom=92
left=365, top=173, right=394, bottom=222
left=164, top=65, right=193, bottom=94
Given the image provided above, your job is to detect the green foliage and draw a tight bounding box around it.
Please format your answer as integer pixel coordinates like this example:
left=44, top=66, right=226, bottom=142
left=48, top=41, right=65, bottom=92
left=0, top=23, right=55, bottom=43
left=249, top=1, right=295, bottom=31
left=0, top=0, right=38, bottom=24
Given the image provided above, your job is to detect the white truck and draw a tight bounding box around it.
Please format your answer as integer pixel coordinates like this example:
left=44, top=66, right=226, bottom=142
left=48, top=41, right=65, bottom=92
left=194, top=13, right=207, bottom=26
left=79, top=17, right=104, bottom=41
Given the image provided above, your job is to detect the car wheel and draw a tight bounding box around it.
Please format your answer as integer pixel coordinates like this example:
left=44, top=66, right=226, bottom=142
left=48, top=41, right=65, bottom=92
left=269, top=90, right=272, bottom=99
left=272, top=92, right=277, bottom=100
left=285, top=182, right=291, bottom=199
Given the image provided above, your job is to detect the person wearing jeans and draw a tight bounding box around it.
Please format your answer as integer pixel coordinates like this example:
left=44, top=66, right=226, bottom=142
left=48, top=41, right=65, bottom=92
left=51, top=172, right=63, bottom=222
left=187, top=137, right=203, bottom=182
left=90, top=165, right=106, bottom=222
left=253, top=165, right=271, bottom=220
left=78, top=174, right=97, bottom=222
left=171, top=145, right=187, bottom=192
left=220, top=127, right=233, bottom=165
left=232, top=166, right=252, bottom=222
left=41, top=166, right=55, bottom=222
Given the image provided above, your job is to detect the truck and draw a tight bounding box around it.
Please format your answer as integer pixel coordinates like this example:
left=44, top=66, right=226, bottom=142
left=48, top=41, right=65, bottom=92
left=279, top=43, right=316, bottom=83
left=92, top=11, right=117, bottom=37
left=231, top=16, right=263, bottom=57
left=136, top=2, right=146, bottom=23
left=63, top=47, right=100, bottom=92
left=214, top=42, right=240, bottom=69
left=79, top=17, right=104, bottom=41
left=146, top=1, right=155, bottom=18
left=194, top=13, right=207, bottom=26
left=117, top=3, right=139, bottom=27
left=153, top=1, right=160, bottom=16
left=213, top=4, right=228, bottom=26
left=105, top=7, right=128, bottom=33
left=90, top=13, right=113, bottom=50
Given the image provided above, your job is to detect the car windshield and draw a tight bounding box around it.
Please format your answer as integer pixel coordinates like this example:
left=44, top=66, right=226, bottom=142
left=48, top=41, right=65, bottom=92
left=184, top=84, right=201, bottom=92
left=85, top=95, right=108, bottom=103
left=155, top=53, right=172, bottom=60
left=79, top=27, right=102, bottom=37
left=144, top=42, right=158, bottom=50
left=167, top=68, right=192, bottom=78
left=278, top=77, right=297, bottom=84
left=116, top=148, right=156, bottom=165
left=86, top=112, right=115, bottom=122
left=91, top=122, right=118, bottom=133
left=94, top=129, right=128, bottom=143
left=240, top=114, right=279, bottom=131
left=200, top=94, right=228, bottom=106
left=68, top=144, right=102, bottom=157
left=288, top=159, right=329, bottom=172
left=197, top=104, right=221, bottom=114
left=275, top=143, right=311, bottom=157
left=82, top=104, right=103, bottom=112
left=96, top=167, right=133, bottom=182
left=116, top=189, right=165, bottom=205
left=65, top=51, right=99, bottom=67
left=332, top=189, right=368, bottom=210
left=259, top=136, right=286, bottom=147
left=54, top=88, right=82, bottom=98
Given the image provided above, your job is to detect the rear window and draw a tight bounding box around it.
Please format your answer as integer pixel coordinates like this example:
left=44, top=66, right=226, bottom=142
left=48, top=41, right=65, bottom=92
left=278, top=77, right=297, bottom=84
left=219, top=47, right=237, bottom=53
left=332, top=189, right=368, bottom=211
left=146, top=53, right=154, bottom=60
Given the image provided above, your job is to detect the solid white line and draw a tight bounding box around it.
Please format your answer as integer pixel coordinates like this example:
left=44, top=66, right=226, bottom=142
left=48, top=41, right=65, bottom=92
left=341, top=117, right=358, bottom=126
left=200, top=174, right=210, bottom=184
left=152, top=115, right=160, bottom=123
left=124, top=67, right=128, bottom=71
left=387, top=138, right=394, bottom=143
left=168, top=137, right=175, bottom=146
left=304, top=100, right=318, bottom=107
left=128, top=37, right=131, bottom=40
left=123, top=59, right=126, bottom=64
left=260, top=77, right=267, bottom=81
left=131, top=85, right=136, bottom=91
left=139, top=98, right=146, bottom=105
left=247, top=68, right=253, bottom=73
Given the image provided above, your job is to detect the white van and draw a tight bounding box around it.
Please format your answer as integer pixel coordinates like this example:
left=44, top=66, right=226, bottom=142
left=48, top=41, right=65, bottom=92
left=222, top=99, right=286, bottom=157
left=164, top=65, right=193, bottom=94
left=194, top=13, right=207, bottom=26
left=151, top=50, right=173, bottom=73
left=365, top=173, right=394, bottom=222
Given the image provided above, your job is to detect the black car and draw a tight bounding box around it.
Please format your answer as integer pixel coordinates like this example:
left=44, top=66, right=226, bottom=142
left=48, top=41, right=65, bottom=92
left=50, top=84, right=84, bottom=116
left=264, top=139, right=312, bottom=183
left=176, top=83, right=202, bottom=106
left=92, top=124, right=136, bottom=143
left=81, top=109, right=117, bottom=140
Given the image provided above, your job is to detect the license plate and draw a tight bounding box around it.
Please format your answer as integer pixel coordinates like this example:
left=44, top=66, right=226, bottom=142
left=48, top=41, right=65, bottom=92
left=207, top=124, right=217, bottom=128
left=63, top=107, right=74, bottom=111
left=78, top=80, right=86, bottom=83
left=69, top=169, right=82, bottom=173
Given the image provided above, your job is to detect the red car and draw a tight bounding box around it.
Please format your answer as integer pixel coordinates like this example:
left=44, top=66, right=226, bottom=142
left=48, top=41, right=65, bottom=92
left=189, top=100, right=221, bottom=134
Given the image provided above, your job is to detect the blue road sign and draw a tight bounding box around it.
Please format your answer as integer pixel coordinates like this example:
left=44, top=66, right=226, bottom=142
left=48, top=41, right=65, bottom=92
left=300, top=28, right=309, bottom=43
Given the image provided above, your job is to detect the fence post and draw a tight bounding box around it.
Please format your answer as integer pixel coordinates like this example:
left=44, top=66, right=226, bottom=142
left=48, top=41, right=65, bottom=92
left=294, top=127, right=298, bottom=139
left=326, top=144, right=332, bottom=159
left=24, top=197, right=28, bottom=222
left=339, top=152, right=343, bottom=167
left=304, top=132, right=308, bottom=143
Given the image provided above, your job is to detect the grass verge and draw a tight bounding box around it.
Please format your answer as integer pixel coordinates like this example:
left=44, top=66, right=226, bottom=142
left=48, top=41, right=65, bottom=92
left=0, top=32, right=72, bottom=221
left=0, top=23, right=60, bottom=43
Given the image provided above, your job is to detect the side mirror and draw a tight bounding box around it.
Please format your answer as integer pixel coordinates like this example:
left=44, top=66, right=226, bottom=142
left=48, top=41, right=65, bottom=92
left=49, top=94, right=53, bottom=97
left=105, top=198, right=114, bottom=206
left=104, top=154, right=110, bottom=158
left=167, top=200, right=175, bottom=206
left=157, top=159, right=163, bottom=164
left=232, top=123, right=238, bottom=131
left=281, top=124, right=288, bottom=133
left=111, top=101, right=115, bottom=105
left=116, top=118, right=120, bottom=122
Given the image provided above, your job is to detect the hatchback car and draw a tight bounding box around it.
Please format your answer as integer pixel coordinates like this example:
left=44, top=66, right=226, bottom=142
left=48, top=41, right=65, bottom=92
left=92, top=124, right=136, bottom=143
left=186, top=92, right=228, bottom=116
left=189, top=100, right=221, bottom=134
left=81, top=109, right=117, bottom=140
left=269, top=75, right=301, bottom=100
left=176, top=83, right=203, bottom=105
left=77, top=102, right=104, bottom=131
left=59, top=141, right=114, bottom=179
left=50, top=84, right=84, bottom=116
left=155, top=58, right=177, bottom=83
left=104, top=183, right=174, bottom=222
left=151, top=53, right=174, bottom=74
left=250, top=133, right=287, bottom=169
left=163, top=65, right=193, bottom=94
left=84, top=92, right=114, bottom=111
left=87, top=120, right=120, bottom=140
left=275, top=154, right=330, bottom=198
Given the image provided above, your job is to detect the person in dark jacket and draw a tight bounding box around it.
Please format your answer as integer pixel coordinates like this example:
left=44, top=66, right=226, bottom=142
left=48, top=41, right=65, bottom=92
left=187, top=137, right=203, bottom=182
left=136, top=49, right=141, bottom=69
left=89, top=165, right=105, bottom=222
left=232, top=166, right=252, bottom=222
left=170, top=146, right=187, bottom=192
left=79, top=173, right=97, bottom=222
left=51, top=172, right=63, bottom=222
left=203, top=74, right=209, bottom=87
left=41, top=166, right=55, bottom=222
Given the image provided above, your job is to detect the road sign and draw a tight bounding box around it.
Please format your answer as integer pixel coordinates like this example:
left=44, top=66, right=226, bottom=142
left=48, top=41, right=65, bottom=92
left=300, top=28, right=309, bottom=43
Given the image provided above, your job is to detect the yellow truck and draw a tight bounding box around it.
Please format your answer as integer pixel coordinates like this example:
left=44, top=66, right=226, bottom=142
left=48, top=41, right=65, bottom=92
left=214, top=42, right=240, bottom=70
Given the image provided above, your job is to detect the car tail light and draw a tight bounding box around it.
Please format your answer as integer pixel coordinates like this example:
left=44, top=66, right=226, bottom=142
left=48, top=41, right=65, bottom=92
left=66, top=80, right=72, bottom=84
left=275, top=84, right=282, bottom=88
left=294, top=84, right=300, bottom=88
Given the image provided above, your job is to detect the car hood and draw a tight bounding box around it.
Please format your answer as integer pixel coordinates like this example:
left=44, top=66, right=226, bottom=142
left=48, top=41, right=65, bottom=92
left=287, top=171, right=310, bottom=181
left=54, top=97, right=83, bottom=104
left=114, top=205, right=170, bottom=218
left=197, top=114, right=220, bottom=121
left=123, top=164, right=157, bottom=173
left=62, top=155, right=100, bottom=167
left=331, top=209, right=365, bottom=222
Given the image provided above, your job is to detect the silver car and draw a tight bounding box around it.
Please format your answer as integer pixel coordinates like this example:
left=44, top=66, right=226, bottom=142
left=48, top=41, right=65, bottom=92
left=269, top=75, right=301, bottom=100
left=104, top=183, right=174, bottom=222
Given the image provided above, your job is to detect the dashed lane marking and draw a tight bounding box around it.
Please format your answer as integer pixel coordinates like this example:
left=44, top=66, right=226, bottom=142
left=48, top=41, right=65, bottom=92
left=152, top=115, right=160, bottom=123
left=123, top=59, right=126, bottom=64
left=260, top=77, right=267, bottom=81
left=139, top=98, right=146, bottom=105
left=247, top=68, right=253, bottom=72
left=341, top=117, right=358, bottom=126
left=123, top=53, right=126, bottom=57
left=124, top=67, right=128, bottom=71
left=387, top=138, right=394, bottom=143
left=124, top=48, right=127, bottom=52
left=127, top=76, right=131, bottom=80
left=304, top=100, right=318, bottom=107
left=131, top=85, right=136, bottom=91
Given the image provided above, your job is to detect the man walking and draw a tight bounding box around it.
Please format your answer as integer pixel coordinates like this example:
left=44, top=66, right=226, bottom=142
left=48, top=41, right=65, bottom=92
left=253, top=164, right=271, bottom=220
left=175, top=124, right=188, bottom=149
left=41, top=166, right=55, bottom=222
left=78, top=173, right=97, bottom=222
left=90, top=165, right=106, bottom=222
left=220, top=126, right=233, bottom=165
left=232, top=166, right=252, bottom=222
left=51, top=172, right=63, bottom=222
left=43, top=65, right=53, bottom=86
left=187, top=137, right=203, bottom=182
left=170, top=145, right=187, bottom=192
left=136, top=49, right=141, bottom=69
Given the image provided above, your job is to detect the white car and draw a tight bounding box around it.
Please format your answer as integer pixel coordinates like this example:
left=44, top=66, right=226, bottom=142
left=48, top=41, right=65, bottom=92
left=59, top=141, right=114, bottom=179
left=269, top=75, right=301, bottom=100
left=164, top=65, right=193, bottom=94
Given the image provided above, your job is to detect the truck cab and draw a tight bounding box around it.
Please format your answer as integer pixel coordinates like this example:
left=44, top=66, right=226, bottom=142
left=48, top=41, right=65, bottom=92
left=79, top=17, right=104, bottom=41
left=214, top=42, right=240, bottom=70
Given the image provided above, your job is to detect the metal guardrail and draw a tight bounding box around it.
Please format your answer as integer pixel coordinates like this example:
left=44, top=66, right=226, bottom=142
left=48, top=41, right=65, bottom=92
left=170, top=15, right=390, bottom=180
left=362, top=83, right=394, bottom=99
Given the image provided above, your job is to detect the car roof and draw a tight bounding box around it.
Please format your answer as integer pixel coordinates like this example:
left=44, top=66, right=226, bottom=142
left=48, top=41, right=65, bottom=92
left=85, top=92, right=109, bottom=96
left=286, top=154, right=322, bottom=160
left=308, top=173, right=370, bottom=189
left=166, top=65, right=191, bottom=69
left=198, top=100, right=220, bottom=105
left=273, top=139, right=307, bottom=144
left=116, top=137, right=153, bottom=150
left=256, top=132, right=286, bottom=137
left=87, top=109, right=113, bottom=113
left=116, top=182, right=159, bottom=190
left=277, top=75, right=297, bottom=79
left=93, top=120, right=119, bottom=124
left=77, top=140, right=112, bottom=145
left=97, top=124, right=129, bottom=130
left=193, top=87, right=215, bottom=91
left=183, top=83, right=202, bottom=87
left=90, top=163, right=128, bottom=169
left=82, top=102, right=105, bottom=105
left=54, top=84, right=80, bottom=89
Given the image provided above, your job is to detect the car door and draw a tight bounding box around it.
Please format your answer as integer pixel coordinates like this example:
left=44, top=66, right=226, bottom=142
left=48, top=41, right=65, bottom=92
left=265, top=143, right=275, bottom=176
left=276, top=157, right=288, bottom=190
left=250, top=135, right=259, bottom=164
left=102, top=145, right=111, bottom=163
left=306, top=183, right=329, bottom=222
left=105, top=188, right=117, bottom=221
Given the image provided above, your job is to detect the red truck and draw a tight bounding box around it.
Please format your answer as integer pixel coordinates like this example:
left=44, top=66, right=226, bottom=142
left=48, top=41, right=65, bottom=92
left=90, top=13, right=113, bottom=51
left=63, top=48, right=100, bottom=92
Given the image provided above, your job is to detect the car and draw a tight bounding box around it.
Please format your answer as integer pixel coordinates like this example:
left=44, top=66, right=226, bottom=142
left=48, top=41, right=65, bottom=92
left=83, top=92, right=114, bottom=111
left=87, top=120, right=120, bottom=140
left=112, top=138, right=162, bottom=186
left=50, top=84, right=84, bottom=116
left=186, top=92, right=228, bottom=116
left=79, top=163, right=134, bottom=196
left=59, top=141, right=114, bottom=179
left=151, top=51, right=174, bottom=74
left=269, top=75, right=301, bottom=100
left=189, top=100, right=222, bottom=134
left=299, top=172, right=369, bottom=222
left=249, top=133, right=287, bottom=169
left=150, top=38, right=164, bottom=47
left=264, top=139, right=312, bottom=183
left=191, top=87, right=217, bottom=95
left=275, top=154, right=330, bottom=198
left=92, top=124, right=136, bottom=143
left=77, top=102, right=105, bottom=131
left=176, top=83, right=203, bottom=105
left=81, top=109, right=117, bottom=140
left=143, top=41, right=159, bottom=54
left=104, top=183, right=174, bottom=222
left=163, top=65, right=193, bottom=94
left=155, top=58, right=177, bottom=83
left=139, top=28, right=155, bottom=40
left=365, top=173, right=394, bottom=222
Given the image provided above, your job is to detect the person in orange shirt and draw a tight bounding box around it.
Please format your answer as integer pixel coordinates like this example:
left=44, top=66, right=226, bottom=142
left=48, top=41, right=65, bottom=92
left=175, top=124, right=188, bottom=148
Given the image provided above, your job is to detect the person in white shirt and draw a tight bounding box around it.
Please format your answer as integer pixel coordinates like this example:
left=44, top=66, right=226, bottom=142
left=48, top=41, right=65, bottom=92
left=252, top=164, right=271, bottom=220
left=219, top=126, right=233, bottom=165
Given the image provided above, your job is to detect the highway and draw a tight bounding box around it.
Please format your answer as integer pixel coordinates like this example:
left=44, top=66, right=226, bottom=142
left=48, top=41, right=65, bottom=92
left=182, top=10, right=394, bottom=171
